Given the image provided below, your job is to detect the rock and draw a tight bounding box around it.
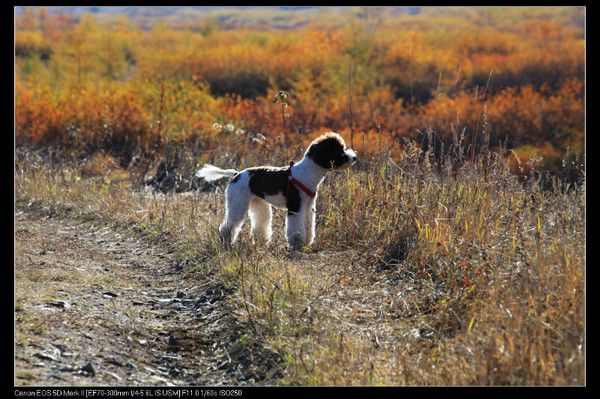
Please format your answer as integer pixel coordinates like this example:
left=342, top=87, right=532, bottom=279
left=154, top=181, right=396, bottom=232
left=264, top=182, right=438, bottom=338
left=168, top=335, right=180, bottom=347
left=126, top=361, right=137, bottom=371
left=160, top=354, right=180, bottom=362
left=34, top=353, right=57, bottom=362
left=169, top=365, right=183, bottom=377
left=47, top=372, right=67, bottom=381
left=174, top=261, right=184, bottom=272
left=80, top=362, right=95, bottom=377
left=104, top=356, right=123, bottom=367
left=46, top=300, right=71, bottom=309
left=187, top=371, right=201, bottom=379
left=52, top=343, right=68, bottom=354
left=106, top=371, right=122, bottom=381
left=217, top=360, right=230, bottom=370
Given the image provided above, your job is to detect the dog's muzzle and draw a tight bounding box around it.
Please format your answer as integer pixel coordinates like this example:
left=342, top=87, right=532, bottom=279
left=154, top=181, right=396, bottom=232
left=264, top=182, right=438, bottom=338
left=346, top=149, right=357, bottom=165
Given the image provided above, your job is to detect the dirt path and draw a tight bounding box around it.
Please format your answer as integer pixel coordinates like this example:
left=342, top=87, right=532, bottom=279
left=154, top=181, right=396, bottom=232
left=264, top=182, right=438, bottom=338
left=14, top=206, right=250, bottom=386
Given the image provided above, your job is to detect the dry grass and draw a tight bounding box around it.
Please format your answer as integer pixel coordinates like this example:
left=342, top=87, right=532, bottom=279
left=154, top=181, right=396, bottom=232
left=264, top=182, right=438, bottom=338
left=14, top=138, right=584, bottom=385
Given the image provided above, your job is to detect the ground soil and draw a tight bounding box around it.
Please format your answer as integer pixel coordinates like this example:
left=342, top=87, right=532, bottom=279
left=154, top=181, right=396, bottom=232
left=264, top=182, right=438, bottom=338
left=14, top=205, right=253, bottom=386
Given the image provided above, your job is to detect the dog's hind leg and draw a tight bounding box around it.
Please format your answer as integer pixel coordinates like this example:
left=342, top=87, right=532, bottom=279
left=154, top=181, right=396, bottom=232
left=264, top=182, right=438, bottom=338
left=248, top=197, right=272, bottom=244
left=219, top=182, right=250, bottom=246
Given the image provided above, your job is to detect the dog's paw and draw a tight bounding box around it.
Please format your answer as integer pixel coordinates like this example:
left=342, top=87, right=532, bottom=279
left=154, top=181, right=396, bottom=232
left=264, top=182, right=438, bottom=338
left=287, top=233, right=306, bottom=251
left=284, top=249, right=302, bottom=260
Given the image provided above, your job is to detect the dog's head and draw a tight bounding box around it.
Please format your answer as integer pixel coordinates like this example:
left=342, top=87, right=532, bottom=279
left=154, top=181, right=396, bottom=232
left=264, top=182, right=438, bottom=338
left=305, top=132, right=357, bottom=170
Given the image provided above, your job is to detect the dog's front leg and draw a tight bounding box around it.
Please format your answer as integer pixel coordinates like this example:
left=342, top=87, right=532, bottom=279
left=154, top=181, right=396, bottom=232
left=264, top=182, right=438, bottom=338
left=305, top=196, right=317, bottom=246
left=286, top=209, right=307, bottom=250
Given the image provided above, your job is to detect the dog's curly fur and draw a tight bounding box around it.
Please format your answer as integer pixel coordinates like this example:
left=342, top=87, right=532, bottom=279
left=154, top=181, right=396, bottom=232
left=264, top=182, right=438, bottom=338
left=196, top=132, right=357, bottom=249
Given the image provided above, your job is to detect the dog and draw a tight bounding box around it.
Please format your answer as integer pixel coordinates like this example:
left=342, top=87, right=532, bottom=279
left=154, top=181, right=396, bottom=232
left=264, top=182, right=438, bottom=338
left=196, top=132, right=357, bottom=249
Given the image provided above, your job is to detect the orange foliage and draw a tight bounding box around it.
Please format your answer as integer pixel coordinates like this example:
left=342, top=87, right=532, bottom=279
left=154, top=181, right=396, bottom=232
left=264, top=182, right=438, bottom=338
left=17, top=81, right=151, bottom=162
left=414, top=79, right=583, bottom=149
left=14, top=8, right=584, bottom=170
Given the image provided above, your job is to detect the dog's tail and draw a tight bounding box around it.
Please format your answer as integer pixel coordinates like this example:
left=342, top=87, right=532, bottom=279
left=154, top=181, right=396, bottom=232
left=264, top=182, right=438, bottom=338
left=195, top=164, right=239, bottom=183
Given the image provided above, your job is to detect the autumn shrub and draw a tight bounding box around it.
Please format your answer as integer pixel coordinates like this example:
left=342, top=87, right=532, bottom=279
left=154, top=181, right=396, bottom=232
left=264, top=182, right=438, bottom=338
left=16, top=82, right=152, bottom=165
left=15, top=82, right=64, bottom=148
left=412, top=80, right=584, bottom=159
left=15, top=31, right=52, bottom=59
left=14, top=8, right=585, bottom=181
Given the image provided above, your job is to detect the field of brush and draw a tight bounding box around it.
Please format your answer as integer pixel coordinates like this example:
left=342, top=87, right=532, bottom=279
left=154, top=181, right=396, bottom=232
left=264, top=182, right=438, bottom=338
left=15, top=6, right=584, bottom=385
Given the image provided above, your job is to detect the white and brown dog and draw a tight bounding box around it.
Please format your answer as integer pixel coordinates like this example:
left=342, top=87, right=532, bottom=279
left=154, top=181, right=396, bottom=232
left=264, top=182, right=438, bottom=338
left=196, top=132, right=357, bottom=249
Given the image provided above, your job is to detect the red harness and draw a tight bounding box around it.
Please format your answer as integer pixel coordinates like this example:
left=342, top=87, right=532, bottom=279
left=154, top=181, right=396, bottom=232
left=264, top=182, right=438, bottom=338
left=285, top=161, right=316, bottom=198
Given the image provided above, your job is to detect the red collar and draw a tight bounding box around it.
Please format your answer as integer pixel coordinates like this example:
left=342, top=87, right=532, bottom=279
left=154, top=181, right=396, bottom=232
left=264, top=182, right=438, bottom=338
left=285, top=161, right=316, bottom=198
